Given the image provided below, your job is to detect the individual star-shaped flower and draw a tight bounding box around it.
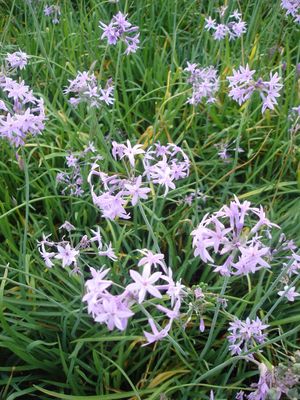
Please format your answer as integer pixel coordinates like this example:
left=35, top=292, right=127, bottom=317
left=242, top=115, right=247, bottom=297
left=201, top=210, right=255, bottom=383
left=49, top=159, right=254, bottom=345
left=122, top=140, right=145, bottom=167
left=124, top=175, right=151, bottom=206
left=278, top=285, right=300, bottom=302
left=55, top=243, right=79, bottom=268
left=127, top=264, right=162, bottom=303
left=142, top=318, right=171, bottom=346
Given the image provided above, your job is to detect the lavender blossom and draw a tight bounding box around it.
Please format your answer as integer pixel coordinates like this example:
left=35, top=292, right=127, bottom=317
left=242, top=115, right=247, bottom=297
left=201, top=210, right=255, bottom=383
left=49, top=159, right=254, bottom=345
left=239, top=359, right=300, bottom=399
left=99, top=12, right=140, bottom=55
left=88, top=141, right=190, bottom=220
left=6, top=51, right=28, bottom=70
left=181, top=190, right=206, bottom=206
left=38, top=243, right=55, bottom=268
left=204, top=9, right=247, bottom=40
left=184, top=62, right=220, bottom=105
left=98, top=242, right=118, bottom=261
left=44, top=4, right=61, bottom=24
left=127, top=264, right=163, bottom=303
left=191, top=196, right=279, bottom=276
left=82, top=258, right=184, bottom=340
left=137, top=249, right=167, bottom=273
left=90, top=226, right=103, bottom=249
left=143, top=142, right=190, bottom=195
left=228, top=317, right=269, bottom=356
left=281, top=0, right=300, bottom=24
left=59, top=221, right=76, bottom=232
left=278, top=285, right=300, bottom=301
left=214, top=141, right=244, bottom=162
left=0, top=75, right=46, bottom=147
left=142, top=319, right=171, bottom=346
left=227, top=65, right=283, bottom=113
left=112, top=140, right=145, bottom=167
left=94, top=294, right=134, bottom=331
left=39, top=229, right=186, bottom=343
left=55, top=243, right=79, bottom=268
left=288, top=105, right=300, bottom=136
left=64, top=71, right=114, bottom=108
left=124, top=175, right=151, bottom=205
left=56, top=158, right=84, bottom=197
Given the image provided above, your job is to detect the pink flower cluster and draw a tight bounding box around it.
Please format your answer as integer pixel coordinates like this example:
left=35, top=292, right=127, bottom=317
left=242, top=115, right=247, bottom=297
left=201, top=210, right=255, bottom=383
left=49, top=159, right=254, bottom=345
left=214, top=141, right=244, bottom=162
left=181, top=190, right=206, bottom=207
left=236, top=361, right=300, bottom=400
left=5, top=51, right=28, bottom=70
left=184, top=62, right=220, bottom=105
left=38, top=223, right=117, bottom=274
left=44, top=4, right=61, bottom=24
left=288, top=105, right=300, bottom=135
left=56, top=142, right=97, bottom=197
left=281, top=0, right=300, bottom=24
left=99, top=12, right=140, bottom=55
left=191, top=196, right=280, bottom=276
left=228, top=317, right=269, bottom=356
left=204, top=8, right=247, bottom=41
left=83, top=248, right=186, bottom=345
left=0, top=75, right=46, bottom=147
left=64, top=71, right=114, bottom=108
left=227, top=64, right=283, bottom=113
left=88, top=141, right=190, bottom=220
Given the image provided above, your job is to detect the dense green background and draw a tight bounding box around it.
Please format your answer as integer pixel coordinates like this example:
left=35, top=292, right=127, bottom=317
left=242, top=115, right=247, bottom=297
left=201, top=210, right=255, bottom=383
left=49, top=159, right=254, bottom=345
left=0, top=0, right=299, bottom=398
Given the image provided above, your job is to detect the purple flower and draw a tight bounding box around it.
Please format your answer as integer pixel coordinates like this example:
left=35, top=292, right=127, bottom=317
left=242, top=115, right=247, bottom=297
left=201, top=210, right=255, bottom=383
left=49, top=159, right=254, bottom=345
left=204, top=9, right=247, bottom=40
left=228, top=317, right=269, bottom=357
left=83, top=267, right=112, bottom=307
left=98, top=242, right=117, bottom=261
left=278, top=285, right=300, bottom=301
left=124, top=175, right=151, bottom=206
left=38, top=243, right=55, bottom=268
left=99, top=12, right=140, bottom=55
left=93, top=192, right=130, bottom=220
left=122, top=140, right=145, bottom=167
left=156, top=299, right=181, bottom=320
left=160, top=267, right=186, bottom=306
left=0, top=76, right=46, bottom=147
left=82, top=267, right=131, bottom=327
left=127, top=264, right=162, bottom=303
left=137, top=249, right=166, bottom=272
left=66, top=154, right=78, bottom=167
left=89, top=141, right=190, bottom=220
left=94, top=295, right=134, bottom=331
left=6, top=51, right=28, bottom=70
left=64, top=71, right=114, bottom=108
left=230, top=20, right=247, bottom=39
left=44, top=4, right=61, bottom=24
left=142, top=318, right=171, bottom=346
left=233, top=244, right=270, bottom=275
left=59, top=221, right=76, bottom=232
left=199, top=318, right=205, bottom=332
left=55, top=243, right=79, bottom=268
left=143, top=143, right=190, bottom=196
left=204, top=16, right=216, bottom=30
left=227, top=65, right=283, bottom=113
left=191, top=196, right=279, bottom=276
left=57, top=156, right=84, bottom=198
left=213, top=23, right=229, bottom=40
left=281, top=0, right=300, bottom=24
left=90, top=226, right=103, bottom=249
left=184, top=62, right=219, bottom=105
left=111, top=140, right=145, bottom=166
left=0, top=100, right=8, bottom=112
left=247, top=363, right=272, bottom=400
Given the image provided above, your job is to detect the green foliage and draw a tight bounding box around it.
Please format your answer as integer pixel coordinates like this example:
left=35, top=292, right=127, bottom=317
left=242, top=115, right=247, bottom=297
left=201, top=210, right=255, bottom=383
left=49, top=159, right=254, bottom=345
left=0, top=0, right=300, bottom=398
